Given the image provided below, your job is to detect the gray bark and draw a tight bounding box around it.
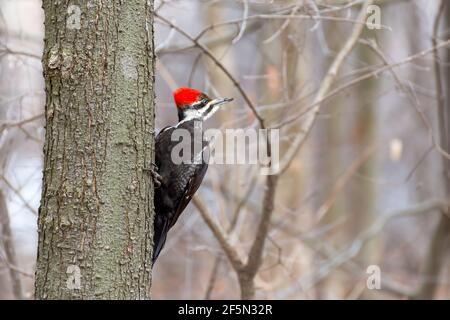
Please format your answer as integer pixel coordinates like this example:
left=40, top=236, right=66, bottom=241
left=35, top=0, right=155, bottom=299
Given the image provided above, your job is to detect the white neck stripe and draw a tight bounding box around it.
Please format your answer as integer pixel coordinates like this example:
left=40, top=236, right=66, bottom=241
left=176, top=100, right=218, bottom=127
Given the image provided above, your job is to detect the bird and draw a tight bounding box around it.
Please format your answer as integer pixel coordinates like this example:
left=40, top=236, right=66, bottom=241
left=152, top=87, right=233, bottom=264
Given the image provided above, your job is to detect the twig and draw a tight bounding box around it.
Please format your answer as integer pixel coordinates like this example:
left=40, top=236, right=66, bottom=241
left=276, top=198, right=449, bottom=298
left=278, top=0, right=374, bottom=175
left=229, top=174, right=258, bottom=231
left=202, top=173, right=257, bottom=299
left=192, top=196, right=245, bottom=271
left=316, top=144, right=376, bottom=222
left=155, top=13, right=265, bottom=127
left=190, top=13, right=391, bottom=39
left=1, top=176, right=37, bottom=215
left=239, top=174, right=278, bottom=299
left=0, top=46, right=41, bottom=60
left=157, top=20, right=263, bottom=54
left=233, top=0, right=249, bottom=44
left=275, top=38, right=450, bottom=152
left=204, top=256, right=222, bottom=300
left=0, top=191, right=25, bottom=299
left=0, top=113, right=44, bottom=133
left=263, top=5, right=301, bottom=44
left=361, top=38, right=450, bottom=165
left=414, top=1, right=450, bottom=299
left=196, top=0, right=374, bottom=299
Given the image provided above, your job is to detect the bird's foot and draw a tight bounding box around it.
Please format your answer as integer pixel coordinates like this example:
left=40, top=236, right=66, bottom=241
left=144, top=163, right=162, bottom=188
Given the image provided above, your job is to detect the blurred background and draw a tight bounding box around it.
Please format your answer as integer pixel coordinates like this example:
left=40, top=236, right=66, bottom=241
left=1, top=0, right=450, bottom=299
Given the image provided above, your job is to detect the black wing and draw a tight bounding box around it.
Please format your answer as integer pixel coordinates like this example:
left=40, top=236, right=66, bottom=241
left=169, top=152, right=208, bottom=229
left=152, top=212, right=170, bottom=264
left=152, top=123, right=209, bottom=263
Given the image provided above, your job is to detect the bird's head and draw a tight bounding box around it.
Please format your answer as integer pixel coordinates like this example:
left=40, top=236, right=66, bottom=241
left=173, top=87, right=233, bottom=122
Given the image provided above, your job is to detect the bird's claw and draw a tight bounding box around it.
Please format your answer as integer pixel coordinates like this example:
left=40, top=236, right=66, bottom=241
left=152, top=170, right=162, bottom=188
left=145, top=163, right=162, bottom=188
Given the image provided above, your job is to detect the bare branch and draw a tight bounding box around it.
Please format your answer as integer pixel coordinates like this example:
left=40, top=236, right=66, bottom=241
left=279, top=0, right=374, bottom=174
left=155, top=13, right=265, bottom=127
left=277, top=198, right=449, bottom=298
left=192, top=196, right=245, bottom=271
left=1, top=176, right=37, bottom=215
left=414, top=1, right=450, bottom=299
left=0, top=113, right=44, bottom=133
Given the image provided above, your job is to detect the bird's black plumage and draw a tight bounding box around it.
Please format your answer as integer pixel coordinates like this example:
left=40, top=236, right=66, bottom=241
left=152, top=120, right=209, bottom=263
left=151, top=88, right=232, bottom=265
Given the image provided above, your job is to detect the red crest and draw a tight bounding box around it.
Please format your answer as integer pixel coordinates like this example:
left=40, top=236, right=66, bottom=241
left=173, top=87, right=202, bottom=108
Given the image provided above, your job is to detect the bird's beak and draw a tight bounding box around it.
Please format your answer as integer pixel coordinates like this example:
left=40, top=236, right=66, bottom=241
left=210, top=97, right=233, bottom=107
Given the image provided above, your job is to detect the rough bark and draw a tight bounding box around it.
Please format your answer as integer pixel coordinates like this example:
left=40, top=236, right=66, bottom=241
left=35, top=0, right=155, bottom=299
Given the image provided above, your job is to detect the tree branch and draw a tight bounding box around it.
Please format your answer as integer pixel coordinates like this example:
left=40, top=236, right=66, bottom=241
left=278, top=0, right=374, bottom=174
left=192, top=196, right=245, bottom=271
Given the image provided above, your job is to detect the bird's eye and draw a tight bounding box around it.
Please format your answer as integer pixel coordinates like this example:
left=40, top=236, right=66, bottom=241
left=193, top=99, right=207, bottom=108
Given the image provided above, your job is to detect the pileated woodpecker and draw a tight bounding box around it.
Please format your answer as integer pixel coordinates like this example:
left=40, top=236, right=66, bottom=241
left=152, top=87, right=233, bottom=264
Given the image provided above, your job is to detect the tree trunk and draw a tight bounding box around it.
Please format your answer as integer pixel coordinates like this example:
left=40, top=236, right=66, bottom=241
left=35, top=0, right=155, bottom=299
left=415, top=0, right=450, bottom=299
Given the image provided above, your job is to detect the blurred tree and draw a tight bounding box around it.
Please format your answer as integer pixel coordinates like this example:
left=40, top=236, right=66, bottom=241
left=0, top=191, right=23, bottom=299
left=416, top=0, right=450, bottom=299
left=347, top=26, right=378, bottom=299
left=312, top=16, right=351, bottom=299
left=35, top=0, right=155, bottom=299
